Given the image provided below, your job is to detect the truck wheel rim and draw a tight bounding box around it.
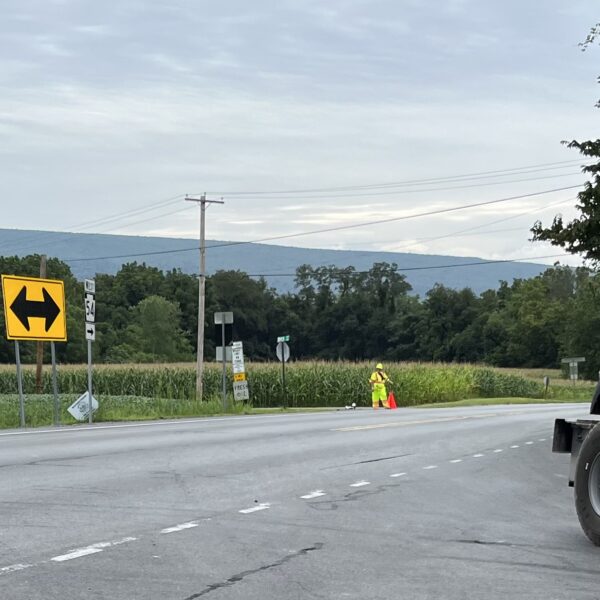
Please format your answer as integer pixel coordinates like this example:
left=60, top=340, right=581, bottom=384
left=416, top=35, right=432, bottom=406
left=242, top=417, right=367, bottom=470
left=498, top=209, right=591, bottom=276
left=589, top=454, right=600, bottom=516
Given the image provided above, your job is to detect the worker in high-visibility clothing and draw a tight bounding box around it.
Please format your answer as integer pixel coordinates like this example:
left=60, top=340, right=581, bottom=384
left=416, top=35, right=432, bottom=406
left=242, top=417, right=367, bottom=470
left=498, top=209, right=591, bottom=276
left=369, top=363, right=392, bottom=409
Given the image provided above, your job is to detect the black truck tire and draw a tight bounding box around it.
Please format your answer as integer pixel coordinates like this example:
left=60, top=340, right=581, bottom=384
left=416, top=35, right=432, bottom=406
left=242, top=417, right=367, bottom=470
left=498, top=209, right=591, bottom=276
left=574, top=423, right=600, bottom=546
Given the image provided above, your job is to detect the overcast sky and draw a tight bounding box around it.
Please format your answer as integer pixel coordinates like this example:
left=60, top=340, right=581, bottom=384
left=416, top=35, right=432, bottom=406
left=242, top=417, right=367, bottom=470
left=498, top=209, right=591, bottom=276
left=1, top=0, right=598, bottom=265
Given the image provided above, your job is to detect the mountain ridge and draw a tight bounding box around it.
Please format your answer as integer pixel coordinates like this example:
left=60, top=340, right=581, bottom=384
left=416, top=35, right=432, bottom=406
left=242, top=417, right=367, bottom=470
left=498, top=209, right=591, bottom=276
left=0, top=228, right=551, bottom=297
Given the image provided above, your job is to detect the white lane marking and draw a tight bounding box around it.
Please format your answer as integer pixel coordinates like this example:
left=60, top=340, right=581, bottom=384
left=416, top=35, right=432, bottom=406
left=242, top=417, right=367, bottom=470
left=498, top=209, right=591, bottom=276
left=51, top=548, right=104, bottom=562
left=390, top=472, right=407, bottom=478
left=510, top=445, right=519, bottom=449
left=472, top=453, right=484, bottom=458
left=539, top=438, right=547, bottom=442
left=0, top=411, right=334, bottom=439
left=349, top=481, right=371, bottom=487
left=51, top=537, right=137, bottom=562
left=525, top=441, right=534, bottom=445
left=239, top=503, right=271, bottom=514
left=450, top=459, right=463, bottom=463
left=0, top=563, right=32, bottom=575
left=423, top=465, right=438, bottom=470
left=300, top=491, right=326, bottom=499
left=493, top=449, right=503, bottom=453
left=160, top=521, right=199, bottom=534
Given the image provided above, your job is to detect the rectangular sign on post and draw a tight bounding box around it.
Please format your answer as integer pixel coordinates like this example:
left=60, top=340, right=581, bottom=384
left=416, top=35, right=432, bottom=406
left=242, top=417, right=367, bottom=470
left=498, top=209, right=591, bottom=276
left=67, top=392, right=99, bottom=421
left=1, top=275, right=67, bottom=341
left=233, top=380, right=249, bottom=401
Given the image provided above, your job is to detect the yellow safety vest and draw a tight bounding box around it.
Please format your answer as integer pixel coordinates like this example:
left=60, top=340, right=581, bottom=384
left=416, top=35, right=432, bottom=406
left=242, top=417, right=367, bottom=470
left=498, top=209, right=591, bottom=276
left=369, top=371, right=388, bottom=387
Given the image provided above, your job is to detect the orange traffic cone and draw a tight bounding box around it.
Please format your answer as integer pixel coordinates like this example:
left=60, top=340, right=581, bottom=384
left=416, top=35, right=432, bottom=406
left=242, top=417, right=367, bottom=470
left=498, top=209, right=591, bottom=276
left=387, top=391, right=397, bottom=409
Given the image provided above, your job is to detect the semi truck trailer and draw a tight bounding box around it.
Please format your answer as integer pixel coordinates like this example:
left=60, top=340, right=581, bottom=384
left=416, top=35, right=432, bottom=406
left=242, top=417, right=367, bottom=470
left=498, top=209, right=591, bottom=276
left=553, top=383, right=600, bottom=545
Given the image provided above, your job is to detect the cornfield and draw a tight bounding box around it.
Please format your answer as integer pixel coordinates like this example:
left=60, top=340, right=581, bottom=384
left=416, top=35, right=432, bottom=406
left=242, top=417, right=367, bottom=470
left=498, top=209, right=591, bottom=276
left=0, top=361, right=580, bottom=408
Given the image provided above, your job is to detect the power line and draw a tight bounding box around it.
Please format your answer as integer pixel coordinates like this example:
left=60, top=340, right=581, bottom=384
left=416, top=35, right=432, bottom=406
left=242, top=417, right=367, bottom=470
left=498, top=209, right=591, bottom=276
left=201, top=171, right=582, bottom=202
left=242, top=253, right=571, bottom=278
left=204, top=159, right=587, bottom=196
left=61, top=184, right=582, bottom=263
left=203, top=184, right=582, bottom=250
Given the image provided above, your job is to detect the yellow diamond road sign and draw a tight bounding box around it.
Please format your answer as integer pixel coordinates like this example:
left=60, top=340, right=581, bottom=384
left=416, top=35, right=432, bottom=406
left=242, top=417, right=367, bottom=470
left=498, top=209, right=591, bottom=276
left=1, top=275, right=67, bottom=341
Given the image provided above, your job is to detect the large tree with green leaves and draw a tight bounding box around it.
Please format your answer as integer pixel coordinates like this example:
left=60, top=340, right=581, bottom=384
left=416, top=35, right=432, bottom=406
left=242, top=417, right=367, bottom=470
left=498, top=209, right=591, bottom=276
left=531, top=23, right=600, bottom=261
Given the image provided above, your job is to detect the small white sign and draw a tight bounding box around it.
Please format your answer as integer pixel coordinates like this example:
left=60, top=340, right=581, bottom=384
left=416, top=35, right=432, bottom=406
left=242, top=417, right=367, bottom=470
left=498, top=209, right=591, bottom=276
left=231, top=341, right=245, bottom=374
left=84, top=279, right=95, bottom=294
left=85, top=323, right=96, bottom=341
left=233, top=380, right=250, bottom=401
left=276, top=342, right=290, bottom=363
left=216, top=346, right=232, bottom=362
left=85, top=293, right=96, bottom=323
left=68, top=392, right=99, bottom=421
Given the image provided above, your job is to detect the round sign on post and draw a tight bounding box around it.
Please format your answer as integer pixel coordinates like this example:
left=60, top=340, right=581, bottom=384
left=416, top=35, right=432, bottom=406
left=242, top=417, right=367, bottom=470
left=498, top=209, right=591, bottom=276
left=276, top=342, right=290, bottom=363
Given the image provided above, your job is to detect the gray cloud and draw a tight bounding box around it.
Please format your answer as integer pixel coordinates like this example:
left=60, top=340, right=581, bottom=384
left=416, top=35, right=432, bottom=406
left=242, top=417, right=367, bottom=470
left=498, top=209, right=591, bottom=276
left=0, top=0, right=596, bottom=265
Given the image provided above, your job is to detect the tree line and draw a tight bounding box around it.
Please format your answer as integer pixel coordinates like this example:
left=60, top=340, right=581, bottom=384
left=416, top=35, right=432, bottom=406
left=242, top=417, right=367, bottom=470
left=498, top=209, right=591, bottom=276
left=0, top=255, right=599, bottom=378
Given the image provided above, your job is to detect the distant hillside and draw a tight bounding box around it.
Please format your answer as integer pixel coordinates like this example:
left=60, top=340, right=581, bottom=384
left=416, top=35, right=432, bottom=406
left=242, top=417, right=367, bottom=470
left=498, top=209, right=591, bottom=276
left=0, top=228, right=550, bottom=297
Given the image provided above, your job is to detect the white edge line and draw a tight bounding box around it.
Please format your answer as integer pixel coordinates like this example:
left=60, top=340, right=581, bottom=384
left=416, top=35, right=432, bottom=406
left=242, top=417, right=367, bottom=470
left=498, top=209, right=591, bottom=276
left=239, top=503, right=270, bottom=514
left=0, top=411, right=332, bottom=438
left=160, top=522, right=199, bottom=534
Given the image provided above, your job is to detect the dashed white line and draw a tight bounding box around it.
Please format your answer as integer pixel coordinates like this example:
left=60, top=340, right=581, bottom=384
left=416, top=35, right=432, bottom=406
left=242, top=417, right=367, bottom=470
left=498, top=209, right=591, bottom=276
left=0, top=564, right=32, bottom=575
left=449, top=459, right=463, bottom=463
left=160, top=521, right=199, bottom=534
left=423, top=465, right=438, bottom=470
left=525, top=441, right=534, bottom=445
left=510, top=445, right=520, bottom=449
left=51, top=537, right=137, bottom=563
left=539, top=438, right=547, bottom=442
left=349, top=481, right=371, bottom=488
left=472, top=453, right=484, bottom=458
left=300, top=490, right=326, bottom=499
left=390, top=472, right=407, bottom=478
left=493, top=449, right=503, bottom=453
left=239, top=503, right=271, bottom=514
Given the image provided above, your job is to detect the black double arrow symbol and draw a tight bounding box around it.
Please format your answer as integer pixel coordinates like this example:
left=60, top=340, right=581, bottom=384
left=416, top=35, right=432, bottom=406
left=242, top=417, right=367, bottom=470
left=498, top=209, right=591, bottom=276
left=10, top=286, right=60, bottom=332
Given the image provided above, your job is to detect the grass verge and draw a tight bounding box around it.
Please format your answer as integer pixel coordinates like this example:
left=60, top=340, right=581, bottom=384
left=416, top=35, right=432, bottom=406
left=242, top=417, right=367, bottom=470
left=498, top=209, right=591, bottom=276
left=416, top=396, right=591, bottom=409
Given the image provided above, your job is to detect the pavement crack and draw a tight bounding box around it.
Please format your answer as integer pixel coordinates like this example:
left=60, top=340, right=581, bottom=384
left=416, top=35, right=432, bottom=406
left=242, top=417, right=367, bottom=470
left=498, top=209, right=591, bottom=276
left=182, top=543, right=324, bottom=599
left=321, top=453, right=412, bottom=470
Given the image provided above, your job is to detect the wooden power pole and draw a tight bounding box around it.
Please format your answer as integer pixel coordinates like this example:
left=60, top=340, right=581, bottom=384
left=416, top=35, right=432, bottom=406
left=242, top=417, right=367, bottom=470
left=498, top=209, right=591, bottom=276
left=185, top=195, right=224, bottom=400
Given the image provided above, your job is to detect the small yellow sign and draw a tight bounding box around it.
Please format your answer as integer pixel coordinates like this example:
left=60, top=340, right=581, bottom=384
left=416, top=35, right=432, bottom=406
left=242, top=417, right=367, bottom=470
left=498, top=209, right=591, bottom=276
left=1, top=275, right=67, bottom=341
left=233, top=372, right=246, bottom=382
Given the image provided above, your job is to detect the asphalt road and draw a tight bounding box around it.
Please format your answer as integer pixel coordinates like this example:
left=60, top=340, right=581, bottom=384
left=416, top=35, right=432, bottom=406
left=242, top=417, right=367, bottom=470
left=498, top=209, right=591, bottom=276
left=0, top=403, right=598, bottom=599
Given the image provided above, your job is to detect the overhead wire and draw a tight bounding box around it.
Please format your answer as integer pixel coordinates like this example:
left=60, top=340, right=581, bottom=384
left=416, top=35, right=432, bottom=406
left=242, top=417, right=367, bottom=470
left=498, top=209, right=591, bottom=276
left=61, top=184, right=582, bottom=263
left=204, top=159, right=587, bottom=196
left=242, top=253, right=572, bottom=278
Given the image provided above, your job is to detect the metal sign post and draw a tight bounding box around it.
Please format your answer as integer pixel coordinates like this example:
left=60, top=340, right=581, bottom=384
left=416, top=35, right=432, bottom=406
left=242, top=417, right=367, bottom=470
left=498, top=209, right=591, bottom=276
left=51, top=341, right=59, bottom=426
left=276, top=336, right=291, bottom=408
left=14, top=340, right=25, bottom=427
left=214, top=312, right=233, bottom=411
left=84, top=279, right=96, bottom=424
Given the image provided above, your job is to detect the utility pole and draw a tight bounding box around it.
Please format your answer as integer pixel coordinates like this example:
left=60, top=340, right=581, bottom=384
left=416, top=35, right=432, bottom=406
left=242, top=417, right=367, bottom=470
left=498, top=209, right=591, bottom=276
left=185, top=195, right=224, bottom=400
